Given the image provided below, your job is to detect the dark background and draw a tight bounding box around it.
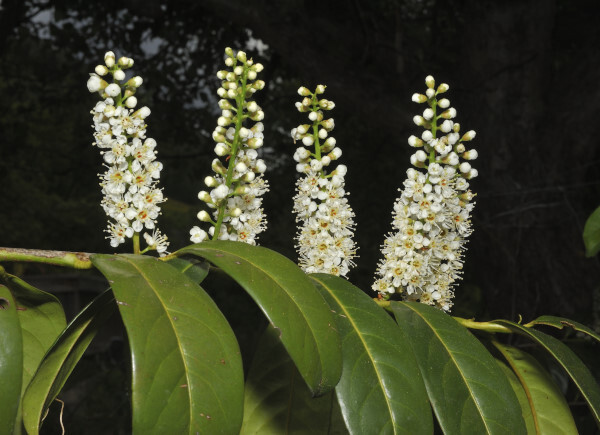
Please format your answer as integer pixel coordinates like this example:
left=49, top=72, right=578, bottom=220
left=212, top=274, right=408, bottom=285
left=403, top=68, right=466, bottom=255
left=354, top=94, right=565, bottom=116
left=1, top=0, right=599, bottom=432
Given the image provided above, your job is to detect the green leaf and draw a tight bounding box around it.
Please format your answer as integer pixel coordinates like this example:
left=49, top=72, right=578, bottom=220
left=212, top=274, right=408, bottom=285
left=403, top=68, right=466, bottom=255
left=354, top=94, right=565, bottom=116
left=166, top=257, right=210, bottom=284
left=91, top=253, right=244, bottom=435
left=583, top=205, right=600, bottom=257
left=491, top=319, right=600, bottom=428
left=0, top=285, right=23, bottom=435
left=176, top=241, right=342, bottom=396
left=527, top=315, right=600, bottom=343
left=495, top=359, right=536, bottom=434
left=3, top=273, right=67, bottom=390
left=493, top=342, right=577, bottom=434
left=391, top=302, right=526, bottom=435
left=310, top=274, right=432, bottom=434
left=241, top=325, right=347, bottom=435
left=21, top=288, right=116, bottom=435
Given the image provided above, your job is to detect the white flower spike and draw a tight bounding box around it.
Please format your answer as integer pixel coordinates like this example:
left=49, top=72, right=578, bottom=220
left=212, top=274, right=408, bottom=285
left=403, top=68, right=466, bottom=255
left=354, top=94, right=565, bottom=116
left=291, top=85, right=358, bottom=277
left=372, top=75, right=478, bottom=311
left=88, top=51, right=169, bottom=255
left=190, top=48, right=268, bottom=245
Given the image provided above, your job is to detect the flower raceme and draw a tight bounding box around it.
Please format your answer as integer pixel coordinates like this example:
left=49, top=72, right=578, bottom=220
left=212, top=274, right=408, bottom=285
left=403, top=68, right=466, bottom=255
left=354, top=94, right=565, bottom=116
left=190, top=48, right=268, bottom=245
left=291, top=85, right=358, bottom=277
left=372, top=75, right=477, bottom=311
left=88, top=51, right=169, bottom=255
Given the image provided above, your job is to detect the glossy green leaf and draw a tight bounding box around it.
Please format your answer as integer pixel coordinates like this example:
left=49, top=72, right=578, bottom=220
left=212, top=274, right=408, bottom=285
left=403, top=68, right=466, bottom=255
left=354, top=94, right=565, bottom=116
left=528, top=315, right=600, bottom=343
left=241, top=325, right=347, bottom=434
left=3, top=273, right=67, bottom=390
left=21, top=288, right=116, bottom=435
left=495, top=359, right=536, bottom=434
left=310, top=274, right=432, bottom=435
left=166, top=257, right=210, bottom=284
left=176, top=241, right=342, bottom=396
left=0, top=285, right=23, bottom=435
left=583, top=205, right=600, bottom=257
left=391, top=302, right=526, bottom=434
left=492, top=319, right=600, bottom=427
left=493, top=342, right=577, bottom=434
left=91, top=254, right=244, bottom=435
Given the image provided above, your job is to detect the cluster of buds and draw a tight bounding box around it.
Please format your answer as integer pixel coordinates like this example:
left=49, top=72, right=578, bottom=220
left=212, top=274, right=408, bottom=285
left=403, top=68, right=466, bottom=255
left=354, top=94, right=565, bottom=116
left=372, top=75, right=477, bottom=311
left=88, top=51, right=169, bottom=255
left=291, top=85, right=357, bottom=277
left=190, top=48, right=268, bottom=245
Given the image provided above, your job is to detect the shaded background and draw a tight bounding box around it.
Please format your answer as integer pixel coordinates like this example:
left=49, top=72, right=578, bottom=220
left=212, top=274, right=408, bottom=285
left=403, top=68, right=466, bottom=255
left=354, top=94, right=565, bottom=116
left=1, top=0, right=599, bottom=432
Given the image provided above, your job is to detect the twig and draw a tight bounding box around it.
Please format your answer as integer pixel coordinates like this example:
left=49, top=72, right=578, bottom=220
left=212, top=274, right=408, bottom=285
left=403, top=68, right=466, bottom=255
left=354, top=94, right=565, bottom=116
left=0, top=247, right=94, bottom=269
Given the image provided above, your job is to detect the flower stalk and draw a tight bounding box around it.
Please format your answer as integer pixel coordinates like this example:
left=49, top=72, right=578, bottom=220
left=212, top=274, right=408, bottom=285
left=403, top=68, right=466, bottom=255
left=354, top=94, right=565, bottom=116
left=372, top=75, right=478, bottom=311
left=190, top=48, right=268, bottom=245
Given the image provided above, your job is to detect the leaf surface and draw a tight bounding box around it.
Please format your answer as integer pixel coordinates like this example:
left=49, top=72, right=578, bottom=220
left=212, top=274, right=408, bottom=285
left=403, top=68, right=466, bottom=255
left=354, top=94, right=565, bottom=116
left=241, top=325, right=347, bottom=434
left=3, top=273, right=67, bottom=390
left=0, top=285, right=23, bottom=435
left=176, top=241, right=342, bottom=396
left=583, top=205, right=600, bottom=257
left=493, top=342, right=577, bottom=434
left=91, top=254, right=244, bottom=435
left=492, top=319, right=600, bottom=428
left=391, top=302, right=526, bottom=434
left=21, top=288, right=116, bottom=435
left=311, top=274, right=432, bottom=434
left=528, top=315, right=600, bottom=343
left=495, top=359, right=536, bottom=434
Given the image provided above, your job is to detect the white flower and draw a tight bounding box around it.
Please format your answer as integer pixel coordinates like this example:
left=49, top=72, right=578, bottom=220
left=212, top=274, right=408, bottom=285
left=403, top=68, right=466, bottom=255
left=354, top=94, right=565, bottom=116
left=89, top=52, right=169, bottom=254
left=192, top=48, right=269, bottom=245
left=373, top=75, right=477, bottom=312
left=292, top=86, right=357, bottom=277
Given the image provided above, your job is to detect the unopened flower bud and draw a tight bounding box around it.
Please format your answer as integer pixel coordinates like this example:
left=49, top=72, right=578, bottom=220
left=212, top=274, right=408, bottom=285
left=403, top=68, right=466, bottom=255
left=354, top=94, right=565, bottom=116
left=127, top=76, right=143, bottom=87
left=235, top=162, right=248, bottom=173
left=321, top=156, right=331, bottom=166
left=425, top=75, right=435, bottom=89
left=459, top=162, right=472, bottom=173
left=413, top=115, right=425, bottom=126
left=440, top=108, right=457, bottom=119
left=104, top=51, right=115, bottom=68
left=105, top=83, right=121, bottom=97
left=234, top=66, right=243, bottom=76
left=437, top=83, right=449, bottom=93
left=462, top=130, right=476, bottom=141
left=415, top=150, right=428, bottom=162
left=298, top=86, right=311, bottom=96
left=204, top=176, right=217, bottom=187
left=455, top=143, right=466, bottom=154
left=438, top=98, right=450, bottom=109
left=308, top=112, right=318, bottom=122
left=255, top=160, right=267, bottom=173
left=426, top=88, right=435, bottom=98
left=230, top=208, right=242, bottom=217
left=242, top=171, right=255, bottom=182
left=421, top=130, right=433, bottom=142
left=440, top=120, right=453, bottom=133
left=211, top=158, right=227, bottom=175
left=87, top=75, right=107, bottom=93
left=197, top=210, right=211, bottom=222
left=463, top=149, right=478, bottom=160
left=408, top=135, right=423, bottom=147
left=225, top=47, right=234, bottom=57
left=318, top=128, right=328, bottom=139
left=236, top=51, right=247, bottom=62
left=423, top=108, right=434, bottom=120
left=302, top=136, right=314, bottom=146
left=214, top=142, right=228, bottom=155
left=466, top=168, right=478, bottom=179
left=198, top=191, right=212, bottom=203
left=412, top=93, right=428, bottom=103
left=95, top=65, right=108, bottom=76
left=114, top=69, right=126, bottom=81
left=125, top=96, right=137, bottom=108
left=315, top=84, right=326, bottom=94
